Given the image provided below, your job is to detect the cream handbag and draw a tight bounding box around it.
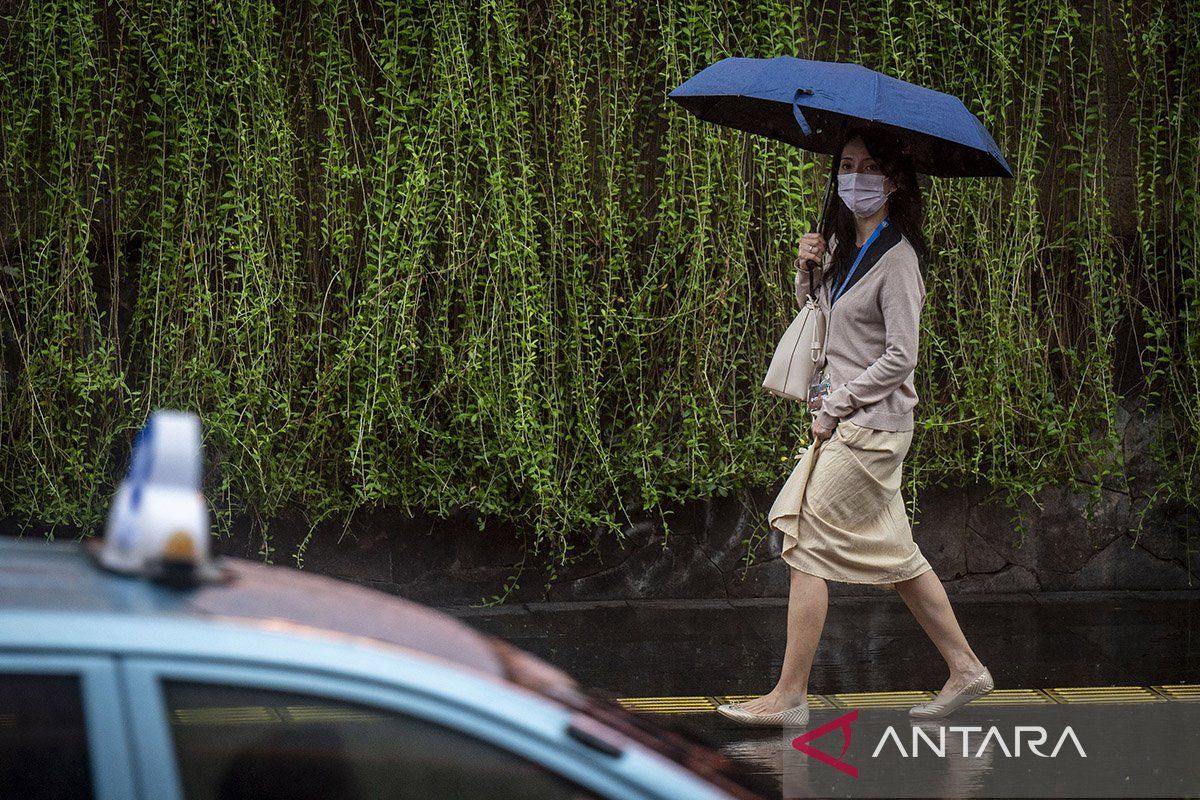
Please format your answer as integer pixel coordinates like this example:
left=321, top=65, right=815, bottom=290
left=762, top=261, right=827, bottom=403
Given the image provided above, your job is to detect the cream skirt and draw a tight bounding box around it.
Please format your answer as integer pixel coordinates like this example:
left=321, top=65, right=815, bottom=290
left=768, top=420, right=932, bottom=590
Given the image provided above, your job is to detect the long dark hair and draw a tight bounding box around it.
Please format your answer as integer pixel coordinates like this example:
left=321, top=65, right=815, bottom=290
left=818, top=124, right=928, bottom=290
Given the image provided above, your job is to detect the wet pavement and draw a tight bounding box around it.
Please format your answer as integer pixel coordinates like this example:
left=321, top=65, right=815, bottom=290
left=446, top=590, right=1200, bottom=798
left=446, top=590, right=1200, bottom=696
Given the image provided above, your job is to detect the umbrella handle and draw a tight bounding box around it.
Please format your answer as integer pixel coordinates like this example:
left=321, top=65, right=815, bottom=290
left=808, top=120, right=845, bottom=292
left=798, top=112, right=842, bottom=302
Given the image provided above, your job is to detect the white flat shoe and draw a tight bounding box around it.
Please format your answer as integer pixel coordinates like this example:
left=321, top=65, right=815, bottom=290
left=909, top=666, right=994, bottom=719
left=716, top=698, right=810, bottom=728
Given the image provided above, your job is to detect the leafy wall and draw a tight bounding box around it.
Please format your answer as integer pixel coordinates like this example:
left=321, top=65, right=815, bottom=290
left=0, top=1, right=1195, bottom=570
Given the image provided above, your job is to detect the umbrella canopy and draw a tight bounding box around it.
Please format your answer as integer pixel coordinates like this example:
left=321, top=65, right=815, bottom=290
left=669, top=56, right=1013, bottom=179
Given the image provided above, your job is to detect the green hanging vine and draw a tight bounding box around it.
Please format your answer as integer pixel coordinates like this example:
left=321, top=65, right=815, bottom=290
left=0, top=0, right=1195, bottom=594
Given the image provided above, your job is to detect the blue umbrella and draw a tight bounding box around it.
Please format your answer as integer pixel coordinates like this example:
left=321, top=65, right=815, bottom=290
left=668, top=56, right=1013, bottom=179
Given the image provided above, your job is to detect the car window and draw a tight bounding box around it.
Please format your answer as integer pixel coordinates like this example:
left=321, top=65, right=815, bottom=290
left=0, top=674, right=93, bottom=800
left=162, top=681, right=602, bottom=800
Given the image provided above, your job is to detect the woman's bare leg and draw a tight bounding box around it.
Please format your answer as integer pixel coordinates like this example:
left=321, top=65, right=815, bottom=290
left=893, top=568, right=985, bottom=694
left=739, top=567, right=828, bottom=714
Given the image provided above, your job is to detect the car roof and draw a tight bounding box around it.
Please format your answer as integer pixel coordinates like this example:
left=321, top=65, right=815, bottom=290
left=0, top=537, right=764, bottom=799
left=0, top=537, right=504, bottom=677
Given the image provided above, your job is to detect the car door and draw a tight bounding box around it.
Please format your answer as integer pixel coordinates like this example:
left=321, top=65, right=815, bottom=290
left=120, top=657, right=655, bottom=800
left=0, top=653, right=138, bottom=800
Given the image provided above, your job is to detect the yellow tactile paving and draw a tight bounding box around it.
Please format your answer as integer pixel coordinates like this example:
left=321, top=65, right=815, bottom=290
left=284, top=705, right=384, bottom=723
left=1044, top=685, right=1165, bottom=704
left=1151, top=683, right=1200, bottom=701
left=718, top=694, right=837, bottom=710
left=615, top=696, right=718, bottom=714
left=616, top=684, right=1198, bottom=713
left=171, top=704, right=385, bottom=726
left=172, top=705, right=281, bottom=726
left=829, top=690, right=935, bottom=708
left=969, top=688, right=1055, bottom=705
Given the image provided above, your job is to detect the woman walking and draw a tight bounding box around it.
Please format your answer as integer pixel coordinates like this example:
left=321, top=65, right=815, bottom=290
left=718, top=127, right=992, bottom=727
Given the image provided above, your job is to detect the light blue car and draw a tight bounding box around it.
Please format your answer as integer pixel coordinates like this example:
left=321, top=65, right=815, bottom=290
left=0, top=535, right=763, bottom=800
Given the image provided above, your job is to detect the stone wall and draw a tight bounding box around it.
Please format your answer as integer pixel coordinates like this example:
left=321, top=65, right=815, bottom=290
left=212, top=402, right=1197, bottom=605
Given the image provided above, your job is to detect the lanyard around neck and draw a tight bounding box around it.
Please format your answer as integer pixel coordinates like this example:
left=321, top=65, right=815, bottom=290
left=831, top=217, right=889, bottom=306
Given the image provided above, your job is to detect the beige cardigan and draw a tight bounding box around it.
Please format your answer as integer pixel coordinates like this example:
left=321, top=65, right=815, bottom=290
left=794, top=233, right=926, bottom=432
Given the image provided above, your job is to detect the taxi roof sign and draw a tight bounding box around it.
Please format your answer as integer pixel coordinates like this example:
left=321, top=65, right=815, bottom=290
left=97, top=410, right=229, bottom=586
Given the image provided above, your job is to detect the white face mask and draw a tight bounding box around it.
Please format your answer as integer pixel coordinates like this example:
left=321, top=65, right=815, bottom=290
left=837, top=171, right=894, bottom=218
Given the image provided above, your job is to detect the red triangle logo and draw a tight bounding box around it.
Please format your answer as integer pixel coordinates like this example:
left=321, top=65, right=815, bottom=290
left=792, top=709, right=859, bottom=777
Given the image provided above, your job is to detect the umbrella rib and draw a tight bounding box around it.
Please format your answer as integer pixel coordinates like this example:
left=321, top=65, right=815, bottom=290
left=873, top=73, right=882, bottom=124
